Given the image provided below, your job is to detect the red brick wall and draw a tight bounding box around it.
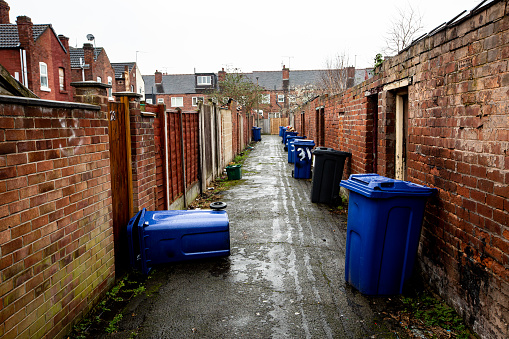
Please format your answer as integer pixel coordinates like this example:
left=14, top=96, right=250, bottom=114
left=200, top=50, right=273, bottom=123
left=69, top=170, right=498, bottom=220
left=128, top=99, right=157, bottom=212
left=0, top=93, right=114, bottom=338
left=299, top=2, right=509, bottom=337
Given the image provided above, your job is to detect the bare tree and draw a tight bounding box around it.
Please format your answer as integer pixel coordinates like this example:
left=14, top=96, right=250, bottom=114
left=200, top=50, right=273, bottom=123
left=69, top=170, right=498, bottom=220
left=384, top=5, right=423, bottom=55
left=318, top=52, right=351, bottom=95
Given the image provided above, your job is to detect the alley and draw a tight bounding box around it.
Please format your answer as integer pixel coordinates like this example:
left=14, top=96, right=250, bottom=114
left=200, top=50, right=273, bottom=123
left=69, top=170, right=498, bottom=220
left=122, top=135, right=395, bottom=338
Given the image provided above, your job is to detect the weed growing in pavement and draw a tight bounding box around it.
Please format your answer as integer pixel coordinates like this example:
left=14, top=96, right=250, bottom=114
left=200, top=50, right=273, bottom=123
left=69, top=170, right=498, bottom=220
left=68, top=272, right=149, bottom=338
left=399, top=292, right=475, bottom=338
left=105, top=313, right=123, bottom=333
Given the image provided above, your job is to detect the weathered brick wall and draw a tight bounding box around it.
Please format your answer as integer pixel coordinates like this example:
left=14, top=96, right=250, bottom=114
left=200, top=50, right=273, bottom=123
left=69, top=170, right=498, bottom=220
left=0, top=94, right=114, bottom=338
left=128, top=98, right=157, bottom=212
left=299, top=2, right=508, bottom=337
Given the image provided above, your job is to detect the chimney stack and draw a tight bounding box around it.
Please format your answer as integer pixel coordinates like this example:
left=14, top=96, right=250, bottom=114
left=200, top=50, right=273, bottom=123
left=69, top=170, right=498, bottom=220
left=83, top=43, right=94, bottom=81
left=58, top=35, right=69, bottom=52
left=155, top=70, right=162, bottom=84
left=0, top=0, right=9, bottom=24
left=282, top=65, right=289, bottom=81
left=218, top=68, right=226, bottom=82
left=16, top=16, right=34, bottom=50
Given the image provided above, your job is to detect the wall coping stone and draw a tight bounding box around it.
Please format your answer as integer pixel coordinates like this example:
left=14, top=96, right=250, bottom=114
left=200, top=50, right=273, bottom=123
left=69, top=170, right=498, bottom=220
left=0, top=94, right=100, bottom=110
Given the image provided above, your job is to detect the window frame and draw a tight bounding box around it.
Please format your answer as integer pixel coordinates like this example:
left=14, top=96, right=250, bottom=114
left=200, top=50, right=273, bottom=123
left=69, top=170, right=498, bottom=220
left=107, top=76, right=113, bottom=99
left=197, top=76, right=212, bottom=86
left=192, top=96, right=204, bottom=106
left=277, top=94, right=285, bottom=103
left=58, top=67, right=65, bottom=91
left=171, top=97, right=184, bottom=107
left=157, top=98, right=165, bottom=104
left=261, top=94, right=270, bottom=104
left=39, top=62, right=50, bottom=91
left=146, top=98, right=153, bottom=104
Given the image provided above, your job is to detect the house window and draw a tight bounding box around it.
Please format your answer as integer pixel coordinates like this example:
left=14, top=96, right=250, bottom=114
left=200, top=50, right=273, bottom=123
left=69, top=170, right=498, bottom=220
left=146, top=99, right=153, bottom=104
left=157, top=98, right=164, bottom=104
left=261, top=94, right=270, bottom=104
left=192, top=97, right=204, bottom=106
left=197, top=76, right=211, bottom=85
left=39, top=62, right=49, bottom=91
left=277, top=94, right=284, bottom=102
left=289, top=95, right=296, bottom=103
left=107, top=76, right=113, bottom=98
left=59, top=68, right=65, bottom=91
left=97, top=76, right=102, bottom=83
left=171, top=97, right=183, bottom=107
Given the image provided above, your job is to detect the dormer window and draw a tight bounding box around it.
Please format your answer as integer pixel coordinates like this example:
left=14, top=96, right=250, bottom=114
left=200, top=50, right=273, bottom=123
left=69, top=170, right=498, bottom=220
left=197, top=76, right=211, bottom=86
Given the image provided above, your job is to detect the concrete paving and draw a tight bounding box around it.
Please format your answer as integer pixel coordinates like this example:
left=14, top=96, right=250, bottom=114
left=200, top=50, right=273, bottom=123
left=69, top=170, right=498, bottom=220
left=120, top=135, right=398, bottom=338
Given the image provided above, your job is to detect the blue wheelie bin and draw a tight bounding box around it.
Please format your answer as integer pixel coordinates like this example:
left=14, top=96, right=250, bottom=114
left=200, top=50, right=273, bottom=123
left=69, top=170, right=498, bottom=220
left=285, top=135, right=303, bottom=152
left=252, top=126, right=261, bottom=142
left=127, top=202, right=230, bottom=274
left=279, top=126, right=286, bottom=137
left=293, top=139, right=315, bottom=179
left=288, top=136, right=305, bottom=163
left=283, top=131, right=298, bottom=145
left=340, top=174, right=436, bottom=295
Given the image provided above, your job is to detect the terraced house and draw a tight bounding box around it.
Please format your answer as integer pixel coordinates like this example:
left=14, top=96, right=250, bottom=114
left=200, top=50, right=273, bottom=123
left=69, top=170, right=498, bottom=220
left=0, top=0, right=72, bottom=101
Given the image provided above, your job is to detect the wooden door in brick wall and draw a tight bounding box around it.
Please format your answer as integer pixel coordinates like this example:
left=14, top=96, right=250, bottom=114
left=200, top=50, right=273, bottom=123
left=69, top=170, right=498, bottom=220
left=108, top=98, right=133, bottom=271
left=395, top=91, right=408, bottom=180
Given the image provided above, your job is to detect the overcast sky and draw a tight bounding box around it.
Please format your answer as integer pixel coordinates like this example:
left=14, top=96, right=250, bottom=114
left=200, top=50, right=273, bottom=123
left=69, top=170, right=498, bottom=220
left=8, top=0, right=482, bottom=75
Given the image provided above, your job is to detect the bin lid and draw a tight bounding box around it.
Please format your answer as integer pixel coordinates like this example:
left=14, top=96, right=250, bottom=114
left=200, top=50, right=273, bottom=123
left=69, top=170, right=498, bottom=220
left=293, top=139, right=315, bottom=146
left=312, top=147, right=351, bottom=157
left=340, top=174, right=436, bottom=198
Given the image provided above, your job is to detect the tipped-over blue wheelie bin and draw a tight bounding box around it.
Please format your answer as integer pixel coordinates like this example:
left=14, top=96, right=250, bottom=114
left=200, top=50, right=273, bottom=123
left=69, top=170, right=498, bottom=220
left=127, top=202, right=230, bottom=274
left=340, top=174, right=436, bottom=295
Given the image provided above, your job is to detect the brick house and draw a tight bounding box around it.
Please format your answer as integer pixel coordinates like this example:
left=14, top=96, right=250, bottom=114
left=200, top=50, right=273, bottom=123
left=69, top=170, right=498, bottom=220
left=0, top=0, right=72, bottom=101
left=245, top=66, right=372, bottom=120
left=142, top=67, right=371, bottom=117
left=69, top=43, right=115, bottom=100
left=143, top=71, right=217, bottom=110
left=111, top=62, right=145, bottom=99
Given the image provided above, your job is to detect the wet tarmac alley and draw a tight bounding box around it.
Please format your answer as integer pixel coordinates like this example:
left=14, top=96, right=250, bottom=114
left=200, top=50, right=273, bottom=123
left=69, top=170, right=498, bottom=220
left=120, top=135, right=399, bottom=339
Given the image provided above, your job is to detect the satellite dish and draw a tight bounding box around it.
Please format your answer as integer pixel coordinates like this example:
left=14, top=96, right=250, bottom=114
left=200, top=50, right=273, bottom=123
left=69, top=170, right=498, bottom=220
left=86, top=34, right=95, bottom=41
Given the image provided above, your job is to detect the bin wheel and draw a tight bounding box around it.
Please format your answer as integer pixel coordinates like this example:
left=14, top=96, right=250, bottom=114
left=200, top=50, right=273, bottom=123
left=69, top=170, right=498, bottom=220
left=210, top=201, right=227, bottom=210
left=291, top=170, right=294, bottom=178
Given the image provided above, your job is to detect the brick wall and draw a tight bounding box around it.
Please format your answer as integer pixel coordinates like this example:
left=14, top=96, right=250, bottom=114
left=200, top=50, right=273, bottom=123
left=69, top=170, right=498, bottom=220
left=298, top=2, right=509, bottom=337
left=0, top=92, right=114, bottom=338
left=126, top=97, right=157, bottom=212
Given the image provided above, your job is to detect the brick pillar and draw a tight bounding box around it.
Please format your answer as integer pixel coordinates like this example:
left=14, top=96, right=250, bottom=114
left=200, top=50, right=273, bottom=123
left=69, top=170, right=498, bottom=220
left=0, top=0, right=10, bottom=24
left=83, top=43, right=94, bottom=81
left=71, top=81, right=111, bottom=107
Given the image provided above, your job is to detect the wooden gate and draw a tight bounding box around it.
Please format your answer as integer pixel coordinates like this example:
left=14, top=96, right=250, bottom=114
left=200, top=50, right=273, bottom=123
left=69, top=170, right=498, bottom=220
left=108, top=98, right=133, bottom=271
